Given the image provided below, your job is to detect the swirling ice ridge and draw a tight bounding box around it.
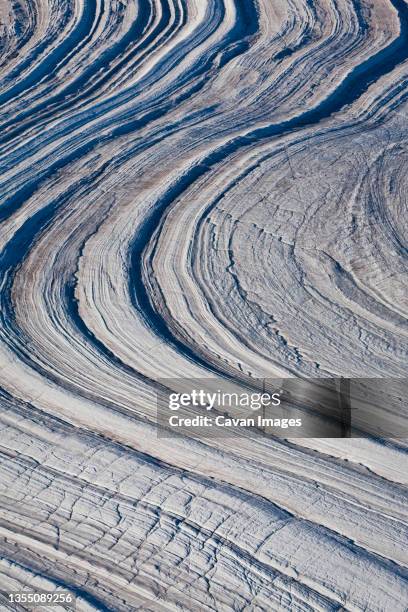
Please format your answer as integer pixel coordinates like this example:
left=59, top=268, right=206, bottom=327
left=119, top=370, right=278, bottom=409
left=0, top=0, right=407, bottom=610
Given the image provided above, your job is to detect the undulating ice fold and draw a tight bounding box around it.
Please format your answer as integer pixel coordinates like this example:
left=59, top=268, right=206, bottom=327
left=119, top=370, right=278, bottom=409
left=0, top=0, right=407, bottom=609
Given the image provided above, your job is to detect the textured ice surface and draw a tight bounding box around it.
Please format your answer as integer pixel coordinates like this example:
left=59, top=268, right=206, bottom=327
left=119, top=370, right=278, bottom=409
left=0, top=0, right=407, bottom=609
